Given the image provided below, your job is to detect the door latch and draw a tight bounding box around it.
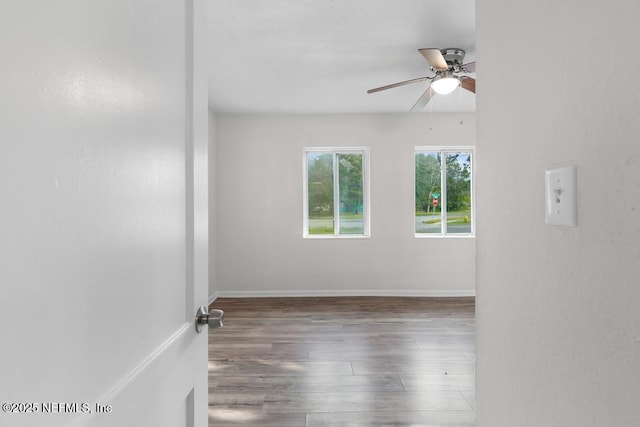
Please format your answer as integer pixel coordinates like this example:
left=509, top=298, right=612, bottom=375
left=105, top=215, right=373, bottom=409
left=195, top=305, right=224, bottom=333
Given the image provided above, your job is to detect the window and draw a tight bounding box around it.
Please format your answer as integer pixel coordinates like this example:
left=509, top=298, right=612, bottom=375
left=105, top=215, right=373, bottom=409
left=415, top=148, right=474, bottom=236
left=303, top=148, right=370, bottom=238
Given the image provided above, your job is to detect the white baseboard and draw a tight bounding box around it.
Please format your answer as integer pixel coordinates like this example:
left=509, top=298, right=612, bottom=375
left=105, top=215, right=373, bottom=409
left=208, top=292, right=219, bottom=305
left=213, top=289, right=475, bottom=298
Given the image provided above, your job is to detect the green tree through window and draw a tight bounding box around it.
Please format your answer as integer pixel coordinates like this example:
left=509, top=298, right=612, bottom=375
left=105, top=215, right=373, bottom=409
left=415, top=149, right=473, bottom=236
left=307, top=153, right=333, bottom=222
left=305, top=149, right=369, bottom=237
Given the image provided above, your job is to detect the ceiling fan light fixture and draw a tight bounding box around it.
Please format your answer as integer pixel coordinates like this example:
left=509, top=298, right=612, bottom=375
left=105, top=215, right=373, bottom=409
left=431, top=75, right=460, bottom=95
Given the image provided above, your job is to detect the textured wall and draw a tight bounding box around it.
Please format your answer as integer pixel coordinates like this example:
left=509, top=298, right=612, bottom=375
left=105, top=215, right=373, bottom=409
left=476, top=0, right=640, bottom=425
left=213, top=114, right=476, bottom=296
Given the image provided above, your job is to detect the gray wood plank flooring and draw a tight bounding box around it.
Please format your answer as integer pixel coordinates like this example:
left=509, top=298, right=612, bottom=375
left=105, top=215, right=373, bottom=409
left=209, top=297, right=475, bottom=426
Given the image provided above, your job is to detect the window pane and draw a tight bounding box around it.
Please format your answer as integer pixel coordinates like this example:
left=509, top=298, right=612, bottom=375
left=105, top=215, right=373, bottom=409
left=445, top=152, right=472, bottom=234
left=415, top=152, right=442, bottom=234
left=307, top=152, right=334, bottom=235
left=338, top=153, right=364, bottom=234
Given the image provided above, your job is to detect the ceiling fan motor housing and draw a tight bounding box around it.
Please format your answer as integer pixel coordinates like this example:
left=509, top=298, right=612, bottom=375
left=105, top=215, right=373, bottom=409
left=440, top=48, right=466, bottom=71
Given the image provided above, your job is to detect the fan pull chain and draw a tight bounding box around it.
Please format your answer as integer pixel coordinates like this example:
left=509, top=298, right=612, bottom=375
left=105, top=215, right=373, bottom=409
left=459, top=84, right=464, bottom=125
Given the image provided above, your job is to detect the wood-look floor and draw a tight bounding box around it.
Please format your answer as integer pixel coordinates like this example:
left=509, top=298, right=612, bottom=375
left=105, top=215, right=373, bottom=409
left=208, top=297, right=475, bottom=427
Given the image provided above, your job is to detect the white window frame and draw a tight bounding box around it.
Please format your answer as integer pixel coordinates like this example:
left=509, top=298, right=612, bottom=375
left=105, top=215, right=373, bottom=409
left=303, top=147, right=370, bottom=239
left=414, top=146, right=475, bottom=238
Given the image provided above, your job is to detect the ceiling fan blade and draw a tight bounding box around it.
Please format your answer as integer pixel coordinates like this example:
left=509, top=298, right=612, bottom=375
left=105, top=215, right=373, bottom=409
left=462, top=61, right=476, bottom=73
left=460, top=76, right=476, bottom=93
left=418, top=48, right=448, bottom=71
left=367, top=76, right=430, bottom=94
left=410, top=86, right=436, bottom=112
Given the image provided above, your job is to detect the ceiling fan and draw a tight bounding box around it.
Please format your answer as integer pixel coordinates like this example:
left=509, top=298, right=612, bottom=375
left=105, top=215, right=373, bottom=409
left=367, top=48, right=476, bottom=112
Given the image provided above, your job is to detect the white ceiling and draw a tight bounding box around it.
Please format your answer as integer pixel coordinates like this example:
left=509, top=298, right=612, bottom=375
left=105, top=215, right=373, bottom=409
left=207, top=0, right=475, bottom=114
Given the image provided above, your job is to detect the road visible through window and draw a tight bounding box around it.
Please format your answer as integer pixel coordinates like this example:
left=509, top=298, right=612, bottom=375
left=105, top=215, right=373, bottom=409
left=415, top=149, right=473, bottom=236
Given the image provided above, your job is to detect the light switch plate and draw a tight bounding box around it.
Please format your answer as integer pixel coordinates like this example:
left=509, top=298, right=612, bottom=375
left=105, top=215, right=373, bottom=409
left=545, top=164, right=577, bottom=226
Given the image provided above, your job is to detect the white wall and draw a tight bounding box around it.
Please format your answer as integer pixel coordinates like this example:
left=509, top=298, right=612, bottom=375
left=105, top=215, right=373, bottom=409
left=213, top=114, right=476, bottom=296
left=477, top=0, right=640, bottom=425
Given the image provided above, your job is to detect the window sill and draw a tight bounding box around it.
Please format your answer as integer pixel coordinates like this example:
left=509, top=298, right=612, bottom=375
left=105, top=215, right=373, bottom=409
left=414, top=234, right=475, bottom=239
left=303, top=234, right=371, bottom=239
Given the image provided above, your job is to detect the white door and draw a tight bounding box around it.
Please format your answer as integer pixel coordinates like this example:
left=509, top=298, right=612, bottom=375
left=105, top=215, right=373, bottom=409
left=0, top=1, right=210, bottom=426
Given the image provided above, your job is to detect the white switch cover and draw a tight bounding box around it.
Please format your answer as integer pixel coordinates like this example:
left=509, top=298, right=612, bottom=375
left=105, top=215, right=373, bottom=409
left=545, top=164, right=577, bottom=226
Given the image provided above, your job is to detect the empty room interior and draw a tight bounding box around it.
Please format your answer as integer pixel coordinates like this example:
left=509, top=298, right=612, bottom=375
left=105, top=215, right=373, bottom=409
left=206, top=0, right=640, bottom=425
left=207, top=0, right=639, bottom=425
left=207, top=1, right=478, bottom=425
left=3, top=0, right=639, bottom=426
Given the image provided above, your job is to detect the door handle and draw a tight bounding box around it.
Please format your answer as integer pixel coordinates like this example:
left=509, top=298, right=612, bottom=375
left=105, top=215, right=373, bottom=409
left=195, top=305, right=224, bottom=333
